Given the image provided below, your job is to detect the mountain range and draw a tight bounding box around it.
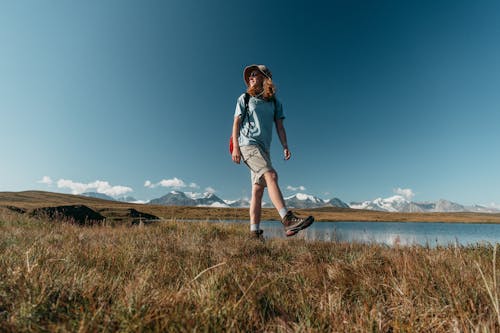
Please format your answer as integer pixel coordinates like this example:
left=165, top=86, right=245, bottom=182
left=350, top=195, right=500, bottom=213
left=81, top=192, right=139, bottom=203
left=148, top=191, right=228, bottom=207
left=146, top=192, right=350, bottom=209
left=83, top=191, right=349, bottom=209
left=82, top=191, right=500, bottom=213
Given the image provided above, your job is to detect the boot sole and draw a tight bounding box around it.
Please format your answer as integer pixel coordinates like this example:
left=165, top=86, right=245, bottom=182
left=285, top=216, right=314, bottom=237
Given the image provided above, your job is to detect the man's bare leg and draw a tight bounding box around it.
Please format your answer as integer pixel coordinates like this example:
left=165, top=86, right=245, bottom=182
left=250, top=183, right=265, bottom=229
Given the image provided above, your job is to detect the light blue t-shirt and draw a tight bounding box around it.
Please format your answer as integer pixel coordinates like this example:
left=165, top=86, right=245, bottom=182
left=234, top=94, right=285, bottom=153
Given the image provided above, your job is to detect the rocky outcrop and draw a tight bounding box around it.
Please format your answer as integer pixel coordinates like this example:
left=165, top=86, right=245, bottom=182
left=128, top=209, right=159, bottom=225
left=3, top=206, right=27, bottom=214
left=96, top=207, right=160, bottom=225
left=31, top=205, right=105, bottom=225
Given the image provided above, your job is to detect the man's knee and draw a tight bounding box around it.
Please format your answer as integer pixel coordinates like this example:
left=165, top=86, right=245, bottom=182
left=252, top=184, right=265, bottom=198
left=264, top=170, right=278, bottom=183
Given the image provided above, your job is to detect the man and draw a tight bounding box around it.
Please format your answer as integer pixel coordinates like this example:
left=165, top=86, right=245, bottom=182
left=231, top=64, right=314, bottom=239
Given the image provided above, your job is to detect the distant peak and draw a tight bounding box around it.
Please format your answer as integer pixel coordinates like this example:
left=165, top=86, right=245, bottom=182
left=296, top=193, right=309, bottom=200
left=284, top=193, right=324, bottom=203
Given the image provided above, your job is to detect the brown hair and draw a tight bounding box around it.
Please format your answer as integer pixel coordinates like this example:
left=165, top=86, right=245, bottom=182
left=247, top=77, right=276, bottom=100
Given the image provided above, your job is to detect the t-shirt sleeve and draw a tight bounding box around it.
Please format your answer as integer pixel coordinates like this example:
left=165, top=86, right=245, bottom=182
left=234, top=94, right=245, bottom=118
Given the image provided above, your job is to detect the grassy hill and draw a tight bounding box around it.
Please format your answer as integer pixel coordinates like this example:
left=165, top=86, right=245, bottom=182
left=1, top=190, right=500, bottom=223
left=1, top=214, right=500, bottom=331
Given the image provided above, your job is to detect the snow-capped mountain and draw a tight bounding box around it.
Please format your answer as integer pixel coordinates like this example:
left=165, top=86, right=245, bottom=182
left=194, top=193, right=227, bottom=207
left=434, top=199, right=466, bottom=212
left=350, top=196, right=500, bottom=213
left=148, top=191, right=229, bottom=207
left=325, top=198, right=351, bottom=209
left=467, top=204, right=500, bottom=213
left=350, top=195, right=418, bottom=212
left=149, top=191, right=197, bottom=206
left=224, top=198, right=251, bottom=208
left=284, top=193, right=325, bottom=209
left=284, top=193, right=349, bottom=209
left=223, top=198, right=272, bottom=208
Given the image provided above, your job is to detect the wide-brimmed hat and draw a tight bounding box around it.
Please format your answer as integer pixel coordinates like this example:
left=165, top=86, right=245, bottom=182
left=243, top=64, right=272, bottom=86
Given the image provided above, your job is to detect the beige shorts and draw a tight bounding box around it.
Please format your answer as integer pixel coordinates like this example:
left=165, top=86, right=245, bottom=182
left=240, top=145, right=273, bottom=187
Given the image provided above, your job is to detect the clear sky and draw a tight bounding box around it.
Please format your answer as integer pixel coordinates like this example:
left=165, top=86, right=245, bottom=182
left=1, top=0, right=499, bottom=207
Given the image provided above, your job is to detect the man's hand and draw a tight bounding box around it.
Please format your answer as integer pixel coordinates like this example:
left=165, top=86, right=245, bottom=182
left=284, top=148, right=291, bottom=160
left=232, top=149, right=241, bottom=164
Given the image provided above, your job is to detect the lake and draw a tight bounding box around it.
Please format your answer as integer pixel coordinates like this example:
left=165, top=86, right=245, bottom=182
left=231, top=221, right=500, bottom=247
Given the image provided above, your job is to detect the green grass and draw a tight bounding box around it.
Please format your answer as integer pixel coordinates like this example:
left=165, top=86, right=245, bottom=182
left=1, top=212, right=500, bottom=332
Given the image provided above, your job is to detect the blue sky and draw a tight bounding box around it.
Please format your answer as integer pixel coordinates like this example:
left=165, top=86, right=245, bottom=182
left=1, top=0, right=499, bottom=206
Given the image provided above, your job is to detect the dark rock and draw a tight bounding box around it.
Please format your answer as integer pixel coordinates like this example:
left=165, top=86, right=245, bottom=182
left=31, top=205, right=105, bottom=225
left=128, top=209, right=160, bottom=225
left=4, top=206, right=27, bottom=214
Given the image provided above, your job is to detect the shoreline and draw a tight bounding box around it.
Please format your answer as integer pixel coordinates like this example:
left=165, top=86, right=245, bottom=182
left=165, top=218, right=500, bottom=224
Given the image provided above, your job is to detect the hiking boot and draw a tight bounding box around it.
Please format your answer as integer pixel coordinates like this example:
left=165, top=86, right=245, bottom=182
left=281, top=211, right=314, bottom=237
left=250, top=229, right=264, bottom=241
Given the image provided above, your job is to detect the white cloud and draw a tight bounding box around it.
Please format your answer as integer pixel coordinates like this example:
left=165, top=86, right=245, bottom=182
left=145, top=177, right=187, bottom=189
left=185, top=192, right=202, bottom=199
left=205, top=187, right=216, bottom=194
left=287, top=185, right=306, bottom=192
left=160, top=178, right=185, bottom=188
left=57, top=179, right=133, bottom=197
left=394, top=187, right=415, bottom=201
left=189, top=182, right=199, bottom=189
left=37, top=176, right=53, bottom=185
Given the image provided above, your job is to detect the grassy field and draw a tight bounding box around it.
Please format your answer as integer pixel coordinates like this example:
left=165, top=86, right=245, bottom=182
left=1, top=210, right=500, bottom=332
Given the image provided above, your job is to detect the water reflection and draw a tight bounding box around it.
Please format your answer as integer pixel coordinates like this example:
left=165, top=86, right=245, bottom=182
left=254, top=221, right=500, bottom=247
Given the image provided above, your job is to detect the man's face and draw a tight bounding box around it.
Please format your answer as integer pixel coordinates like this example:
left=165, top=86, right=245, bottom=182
left=249, top=70, right=263, bottom=88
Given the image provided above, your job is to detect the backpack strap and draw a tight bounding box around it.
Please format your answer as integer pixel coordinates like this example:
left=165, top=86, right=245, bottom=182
left=244, top=93, right=250, bottom=114
left=242, top=93, right=278, bottom=125
left=236, top=93, right=251, bottom=136
left=241, top=93, right=250, bottom=127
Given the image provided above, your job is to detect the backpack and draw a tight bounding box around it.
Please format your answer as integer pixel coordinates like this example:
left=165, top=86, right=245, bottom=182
left=229, top=93, right=277, bottom=154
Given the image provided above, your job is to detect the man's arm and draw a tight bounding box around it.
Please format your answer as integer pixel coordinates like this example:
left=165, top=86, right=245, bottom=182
left=232, top=116, right=242, bottom=164
left=275, top=118, right=291, bottom=160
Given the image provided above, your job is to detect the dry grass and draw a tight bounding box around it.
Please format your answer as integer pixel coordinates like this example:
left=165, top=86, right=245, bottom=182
left=1, top=211, right=500, bottom=332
